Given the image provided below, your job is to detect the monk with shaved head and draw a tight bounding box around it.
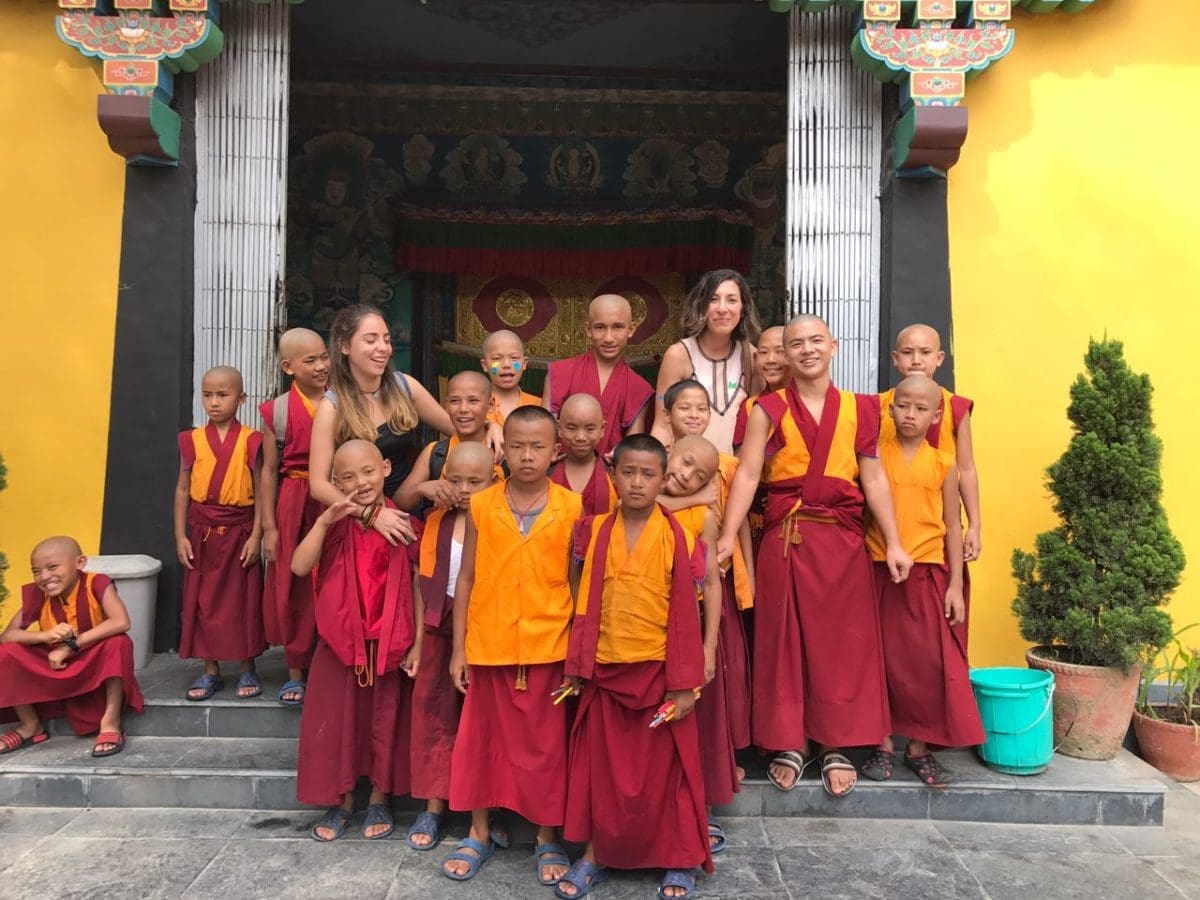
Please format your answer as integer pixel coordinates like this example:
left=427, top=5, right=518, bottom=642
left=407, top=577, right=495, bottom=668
left=480, top=329, right=540, bottom=427
left=543, top=293, right=653, bottom=456
left=0, top=536, right=144, bottom=759
left=395, top=370, right=502, bottom=515
left=550, top=393, right=616, bottom=516
left=175, top=365, right=266, bottom=702
left=718, top=314, right=911, bottom=799
left=260, top=327, right=331, bottom=705
left=861, top=374, right=983, bottom=787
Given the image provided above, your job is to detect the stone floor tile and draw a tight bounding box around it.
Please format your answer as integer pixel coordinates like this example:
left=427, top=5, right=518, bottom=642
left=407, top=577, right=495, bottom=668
left=933, top=820, right=1126, bottom=854
left=698, top=845, right=789, bottom=897
left=0, top=837, right=226, bottom=899
left=0, top=835, right=47, bottom=876
left=181, top=837, right=403, bottom=899
left=57, top=806, right=248, bottom=839
left=708, top=815, right=770, bottom=849
left=957, top=850, right=1186, bottom=900
left=776, top=846, right=984, bottom=899
left=174, top=736, right=297, bottom=771
left=764, top=816, right=949, bottom=849
left=233, top=809, right=323, bottom=840
left=0, top=807, right=78, bottom=835
left=1144, top=855, right=1200, bottom=900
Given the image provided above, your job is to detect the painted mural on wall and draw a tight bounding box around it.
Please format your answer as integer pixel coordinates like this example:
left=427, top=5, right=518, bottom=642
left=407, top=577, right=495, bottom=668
left=286, top=81, right=788, bottom=344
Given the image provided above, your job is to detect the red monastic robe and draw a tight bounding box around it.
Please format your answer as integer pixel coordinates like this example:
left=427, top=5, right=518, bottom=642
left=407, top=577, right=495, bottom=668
left=564, top=508, right=713, bottom=874
left=259, top=386, right=322, bottom=670
left=410, top=507, right=462, bottom=801
left=547, top=351, right=653, bottom=456
left=178, top=421, right=266, bottom=661
left=549, top=454, right=617, bottom=517
left=297, top=509, right=420, bottom=805
left=0, top=574, right=144, bottom=735
left=752, top=383, right=890, bottom=751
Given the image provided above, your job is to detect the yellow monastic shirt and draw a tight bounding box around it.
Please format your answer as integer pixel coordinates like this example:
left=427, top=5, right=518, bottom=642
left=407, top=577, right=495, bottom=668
left=866, top=438, right=953, bottom=564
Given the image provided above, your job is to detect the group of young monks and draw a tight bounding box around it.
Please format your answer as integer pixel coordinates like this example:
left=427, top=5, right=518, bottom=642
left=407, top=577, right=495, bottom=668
left=0, top=282, right=983, bottom=900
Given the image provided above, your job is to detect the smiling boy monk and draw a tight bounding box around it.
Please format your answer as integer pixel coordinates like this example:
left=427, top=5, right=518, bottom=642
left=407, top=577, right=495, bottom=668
left=445, top=406, right=583, bottom=886
left=544, top=294, right=653, bottom=456
left=481, top=329, right=542, bottom=427
left=260, top=327, right=330, bottom=706
left=0, top=537, right=143, bottom=758
left=558, top=434, right=712, bottom=900
left=550, top=393, right=617, bottom=516
left=733, top=325, right=787, bottom=449
left=862, top=375, right=983, bottom=787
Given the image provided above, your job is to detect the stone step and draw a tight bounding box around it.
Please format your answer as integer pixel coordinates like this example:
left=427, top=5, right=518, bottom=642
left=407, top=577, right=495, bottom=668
left=0, top=734, right=1166, bottom=825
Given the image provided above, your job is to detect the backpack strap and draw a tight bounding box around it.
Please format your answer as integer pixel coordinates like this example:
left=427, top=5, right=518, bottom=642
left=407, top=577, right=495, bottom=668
left=429, top=438, right=451, bottom=482
left=272, top=395, right=288, bottom=455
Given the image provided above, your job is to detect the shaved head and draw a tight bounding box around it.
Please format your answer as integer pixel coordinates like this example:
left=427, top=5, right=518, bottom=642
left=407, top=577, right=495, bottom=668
left=333, top=438, right=383, bottom=467
left=895, top=373, right=942, bottom=405
left=588, top=293, right=633, bottom=322
left=784, top=314, right=830, bottom=337
left=757, top=325, right=784, bottom=348
left=445, top=440, right=495, bottom=475
left=32, top=535, right=83, bottom=560
left=560, top=393, right=603, bottom=422
left=673, top=434, right=719, bottom=475
left=895, top=323, right=942, bottom=352
left=448, top=369, right=492, bottom=397
left=482, top=329, right=525, bottom=357
left=278, top=327, right=325, bottom=360
left=202, top=365, right=244, bottom=393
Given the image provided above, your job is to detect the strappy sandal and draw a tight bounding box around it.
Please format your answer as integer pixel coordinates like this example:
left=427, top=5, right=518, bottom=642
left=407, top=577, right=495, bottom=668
left=766, top=749, right=812, bottom=792
left=91, top=731, right=126, bottom=758
left=443, top=837, right=497, bottom=881
left=535, top=842, right=571, bottom=886
left=277, top=679, right=305, bottom=707
left=186, top=673, right=224, bottom=701
left=554, top=858, right=607, bottom=899
left=236, top=671, right=263, bottom=700
left=0, top=730, right=48, bottom=754
left=658, top=869, right=695, bottom=899
left=405, top=810, right=442, bottom=850
left=362, top=803, right=394, bottom=840
left=707, top=817, right=727, bottom=855
left=310, top=805, right=353, bottom=842
left=905, top=751, right=953, bottom=788
left=820, top=751, right=858, bottom=798
left=861, top=748, right=895, bottom=782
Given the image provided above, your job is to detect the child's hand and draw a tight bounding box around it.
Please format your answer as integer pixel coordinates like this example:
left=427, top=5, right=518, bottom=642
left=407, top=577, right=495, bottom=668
left=421, top=480, right=463, bottom=510
left=703, top=645, right=717, bottom=686
left=240, top=533, right=261, bottom=568
left=886, top=543, right=912, bottom=584
left=567, top=675, right=584, bottom=695
left=665, top=689, right=697, bottom=722
left=374, top=507, right=417, bottom=546
left=964, top=527, right=982, bottom=563
left=43, top=623, right=75, bottom=645
left=944, top=587, right=966, bottom=627
left=693, top=481, right=720, bottom=509
left=322, top=498, right=357, bottom=526
left=715, top=533, right=735, bottom=566
left=261, top=527, right=279, bottom=564
left=47, top=645, right=72, bottom=670
left=483, top=421, right=505, bottom=463
left=176, top=535, right=194, bottom=570
left=449, top=650, right=470, bottom=694
left=402, top=645, right=421, bottom=679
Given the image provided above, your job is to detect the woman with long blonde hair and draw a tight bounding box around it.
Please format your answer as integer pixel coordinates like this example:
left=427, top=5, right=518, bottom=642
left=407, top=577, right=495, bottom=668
left=309, top=305, right=456, bottom=545
left=651, top=270, right=763, bottom=453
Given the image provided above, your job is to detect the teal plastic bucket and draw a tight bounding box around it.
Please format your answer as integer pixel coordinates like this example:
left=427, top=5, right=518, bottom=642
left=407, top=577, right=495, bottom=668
left=969, top=667, right=1055, bottom=775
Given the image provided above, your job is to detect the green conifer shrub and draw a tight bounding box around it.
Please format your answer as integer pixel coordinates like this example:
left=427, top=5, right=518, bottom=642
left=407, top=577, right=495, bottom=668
left=1011, top=339, right=1185, bottom=671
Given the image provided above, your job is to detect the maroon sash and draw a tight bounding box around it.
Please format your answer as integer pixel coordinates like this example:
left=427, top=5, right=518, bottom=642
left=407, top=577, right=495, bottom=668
left=418, top=508, right=457, bottom=630
left=550, top=455, right=613, bottom=517
left=21, top=576, right=97, bottom=632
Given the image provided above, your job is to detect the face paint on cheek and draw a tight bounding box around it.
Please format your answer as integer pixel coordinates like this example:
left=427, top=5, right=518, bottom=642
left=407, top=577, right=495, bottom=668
left=490, top=364, right=501, bottom=375
left=511, top=362, right=522, bottom=373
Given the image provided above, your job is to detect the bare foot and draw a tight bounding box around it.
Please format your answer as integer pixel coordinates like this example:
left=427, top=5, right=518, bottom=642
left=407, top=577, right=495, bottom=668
left=768, top=761, right=800, bottom=790
left=736, top=765, right=746, bottom=783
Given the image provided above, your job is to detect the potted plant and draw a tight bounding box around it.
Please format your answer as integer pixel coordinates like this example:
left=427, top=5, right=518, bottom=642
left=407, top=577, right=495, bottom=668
left=1133, top=626, right=1200, bottom=782
left=1011, top=338, right=1185, bottom=760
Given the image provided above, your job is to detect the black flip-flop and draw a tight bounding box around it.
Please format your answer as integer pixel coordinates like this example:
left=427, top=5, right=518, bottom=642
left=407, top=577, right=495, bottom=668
left=861, top=748, right=895, bottom=782
left=905, top=752, right=953, bottom=788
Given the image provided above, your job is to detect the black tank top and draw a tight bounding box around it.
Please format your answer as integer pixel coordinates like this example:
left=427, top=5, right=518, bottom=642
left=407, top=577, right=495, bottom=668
left=378, top=422, right=418, bottom=499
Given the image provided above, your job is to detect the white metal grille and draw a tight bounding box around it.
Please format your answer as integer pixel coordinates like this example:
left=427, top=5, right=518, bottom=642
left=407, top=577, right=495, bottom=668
left=786, top=6, right=883, bottom=393
left=192, top=0, right=291, bottom=425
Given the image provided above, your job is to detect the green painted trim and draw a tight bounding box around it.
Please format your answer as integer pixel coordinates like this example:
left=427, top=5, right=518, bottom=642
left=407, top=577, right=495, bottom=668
left=149, top=98, right=182, bottom=163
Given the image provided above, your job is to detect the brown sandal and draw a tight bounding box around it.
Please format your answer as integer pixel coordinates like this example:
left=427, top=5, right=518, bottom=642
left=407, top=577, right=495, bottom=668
left=905, top=752, right=952, bottom=788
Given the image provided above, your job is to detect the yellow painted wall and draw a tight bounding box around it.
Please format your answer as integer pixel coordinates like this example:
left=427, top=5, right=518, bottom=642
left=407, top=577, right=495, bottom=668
left=949, top=1, right=1200, bottom=666
left=0, top=2, right=125, bottom=623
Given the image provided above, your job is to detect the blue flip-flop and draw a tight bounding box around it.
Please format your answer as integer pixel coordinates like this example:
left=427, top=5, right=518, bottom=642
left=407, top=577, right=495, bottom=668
left=707, top=817, right=727, bottom=855
left=443, top=837, right=497, bottom=881
left=363, top=803, right=394, bottom=840
left=236, top=671, right=263, bottom=700
left=310, top=805, right=352, bottom=842
left=554, top=859, right=607, bottom=899
left=405, top=810, right=443, bottom=851
left=277, top=679, right=306, bottom=707
left=535, top=842, right=572, bottom=886
left=658, top=869, right=695, bottom=900
left=186, top=673, right=224, bottom=702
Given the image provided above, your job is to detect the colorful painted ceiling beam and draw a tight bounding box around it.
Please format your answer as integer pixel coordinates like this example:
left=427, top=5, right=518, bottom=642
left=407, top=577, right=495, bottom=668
left=55, top=0, right=300, bottom=165
left=767, top=0, right=1098, bottom=175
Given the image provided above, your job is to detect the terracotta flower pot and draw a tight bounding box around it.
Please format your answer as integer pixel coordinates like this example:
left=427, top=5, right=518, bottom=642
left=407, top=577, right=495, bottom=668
left=1133, top=709, right=1200, bottom=782
left=1026, top=648, right=1141, bottom=761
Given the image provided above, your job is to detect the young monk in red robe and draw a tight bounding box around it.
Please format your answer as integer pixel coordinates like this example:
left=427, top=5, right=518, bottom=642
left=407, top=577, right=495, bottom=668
left=259, top=328, right=330, bottom=707
left=0, top=537, right=144, bottom=758
left=543, top=294, right=653, bottom=456
left=395, top=370, right=501, bottom=515
left=732, top=325, right=787, bottom=450
left=558, top=434, right=713, bottom=900
left=445, top=406, right=582, bottom=885
left=660, top=434, right=742, bottom=858
left=862, top=375, right=984, bottom=787
left=550, top=393, right=617, bottom=516
left=406, top=442, right=499, bottom=851
left=174, top=366, right=266, bottom=702
left=481, top=329, right=541, bottom=427
left=718, top=315, right=912, bottom=799
left=883, top=323, right=984, bottom=650
left=293, top=439, right=423, bottom=842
